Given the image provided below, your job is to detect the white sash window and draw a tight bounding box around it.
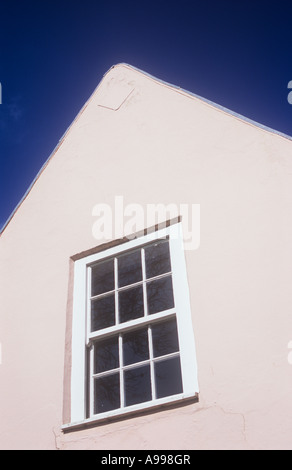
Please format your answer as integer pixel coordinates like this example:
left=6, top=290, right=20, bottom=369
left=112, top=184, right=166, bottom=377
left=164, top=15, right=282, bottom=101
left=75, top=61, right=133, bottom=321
left=65, top=223, right=198, bottom=428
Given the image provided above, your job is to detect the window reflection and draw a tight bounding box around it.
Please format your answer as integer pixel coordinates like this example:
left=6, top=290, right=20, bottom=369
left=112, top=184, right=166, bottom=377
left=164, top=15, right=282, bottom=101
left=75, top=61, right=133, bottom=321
left=145, top=241, right=171, bottom=279
left=118, top=250, right=142, bottom=288
left=94, top=336, right=119, bottom=374
left=123, top=328, right=149, bottom=366
left=152, top=318, right=179, bottom=358
left=119, top=285, right=144, bottom=323
left=91, top=259, right=114, bottom=296
left=147, top=275, right=174, bottom=315
left=124, top=365, right=152, bottom=407
left=94, top=373, right=120, bottom=414
left=91, top=294, right=115, bottom=331
left=154, top=356, right=183, bottom=399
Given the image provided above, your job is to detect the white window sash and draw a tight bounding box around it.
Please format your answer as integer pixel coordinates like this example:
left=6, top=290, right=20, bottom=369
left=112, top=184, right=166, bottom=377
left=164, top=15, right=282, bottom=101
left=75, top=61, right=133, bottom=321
left=68, top=222, right=199, bottom=427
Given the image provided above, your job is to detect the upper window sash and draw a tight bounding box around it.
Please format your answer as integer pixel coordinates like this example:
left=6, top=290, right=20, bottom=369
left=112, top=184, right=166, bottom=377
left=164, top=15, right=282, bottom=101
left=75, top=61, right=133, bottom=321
left=86, top=240, right=174, bottom=344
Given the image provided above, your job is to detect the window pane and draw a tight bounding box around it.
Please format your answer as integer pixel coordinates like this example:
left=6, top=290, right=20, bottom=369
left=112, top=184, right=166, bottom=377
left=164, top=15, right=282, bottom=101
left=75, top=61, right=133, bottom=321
left=91, top=259, right=114, bottom=296
left=147, top=275, right=174, bottom=315
left=145, top=241, right=171, bottom=279
left=118, top=250, right=142, bottom=288
left=152, top=318, right=179, bottom=358
left=91, top=294, right=115, bottom=331
left=94, top=336, right=119, bottom=374
left=94, top=373, right=120, bottom=414
left=154, top=356, right=183, bottom=399
left=124, top=365, right=152, bottom=407
left=119, top=285, right=144, bottom=323
left=123, top=328, right=149, bottom=366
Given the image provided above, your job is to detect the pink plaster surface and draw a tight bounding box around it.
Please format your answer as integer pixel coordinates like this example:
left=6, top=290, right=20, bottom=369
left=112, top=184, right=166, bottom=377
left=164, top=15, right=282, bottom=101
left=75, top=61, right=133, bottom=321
left=1, top=64, right=292, bottom=449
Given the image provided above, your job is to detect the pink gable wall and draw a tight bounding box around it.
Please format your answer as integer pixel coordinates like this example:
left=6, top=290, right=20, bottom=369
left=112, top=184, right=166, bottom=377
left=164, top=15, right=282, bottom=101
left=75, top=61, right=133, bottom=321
left=1, top=64, right=292, bottom=449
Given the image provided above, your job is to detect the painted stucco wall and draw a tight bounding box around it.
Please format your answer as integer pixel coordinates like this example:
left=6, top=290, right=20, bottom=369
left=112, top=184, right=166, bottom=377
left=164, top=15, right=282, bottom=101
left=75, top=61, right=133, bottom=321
left=1, top=64, right=292, bottom=449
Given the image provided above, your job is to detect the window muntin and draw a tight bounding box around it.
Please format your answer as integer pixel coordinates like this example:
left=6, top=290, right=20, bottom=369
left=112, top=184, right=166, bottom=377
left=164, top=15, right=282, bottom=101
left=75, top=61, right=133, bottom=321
left=90, top=240, right=172, bottom=330
left=88, top=240, right=183, bottom=417
left=90, top=317, right=182, bottom=415
left=67, top=223, right=199, bottom=428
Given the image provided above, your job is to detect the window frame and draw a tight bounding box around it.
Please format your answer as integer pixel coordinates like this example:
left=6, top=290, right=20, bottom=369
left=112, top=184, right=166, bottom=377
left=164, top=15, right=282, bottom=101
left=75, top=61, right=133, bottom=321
left=64, top=222, right=199, bottom=429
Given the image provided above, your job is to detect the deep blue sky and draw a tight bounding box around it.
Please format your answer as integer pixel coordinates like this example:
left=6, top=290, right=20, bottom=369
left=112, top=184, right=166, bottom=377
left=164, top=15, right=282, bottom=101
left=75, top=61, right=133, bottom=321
left=1, top=0, right=292, bottom=230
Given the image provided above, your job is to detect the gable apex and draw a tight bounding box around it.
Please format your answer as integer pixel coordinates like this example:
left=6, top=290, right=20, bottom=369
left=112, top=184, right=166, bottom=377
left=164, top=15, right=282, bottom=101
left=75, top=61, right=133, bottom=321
left=1, top=63, right=291, bottom=236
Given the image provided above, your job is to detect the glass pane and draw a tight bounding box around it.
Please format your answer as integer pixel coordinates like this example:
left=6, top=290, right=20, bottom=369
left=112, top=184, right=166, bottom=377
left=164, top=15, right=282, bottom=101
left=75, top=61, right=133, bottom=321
left=91, top=294, right=115, bottom=331
left=147, top=275, right=174, bottom=315
left=145, top=241, right=171, bottom=279
left=124, top=365, right=152, bottom=407
left=152, top=318, right=179, bottom=358
left=123, top=328, right=149, bottom=366
left=118, top=250, right=142, bottom=288
left=91, top=259, right=114, bottom=296
left=94, top=336, right=119, bottom=374
left=154, top=356, right=183, bottom=399
left=119, top=285, right=144, bottom=323
left=94, top=373, right=120, bottom=414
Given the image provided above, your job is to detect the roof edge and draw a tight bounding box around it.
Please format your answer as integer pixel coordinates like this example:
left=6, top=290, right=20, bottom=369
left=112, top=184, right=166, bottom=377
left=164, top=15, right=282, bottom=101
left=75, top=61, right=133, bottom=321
left=0, top=69, right=108, bottom=235
left=116, top=63, right=292, bottom=142
left=1, top=62, right=292, bottom=235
